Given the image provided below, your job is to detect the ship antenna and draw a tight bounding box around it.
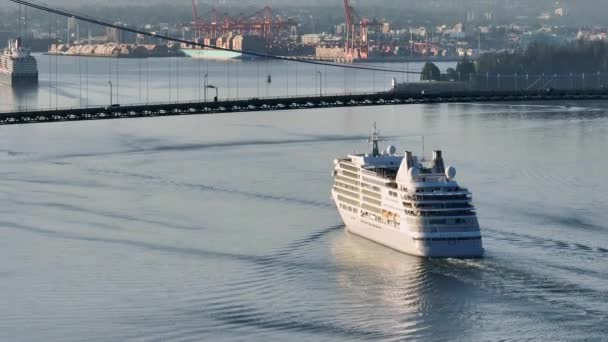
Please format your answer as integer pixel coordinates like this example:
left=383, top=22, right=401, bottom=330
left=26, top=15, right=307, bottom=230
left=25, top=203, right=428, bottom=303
left=421, top=135, right=425, bottom=161
left=368, top=122, right=380, bottom=157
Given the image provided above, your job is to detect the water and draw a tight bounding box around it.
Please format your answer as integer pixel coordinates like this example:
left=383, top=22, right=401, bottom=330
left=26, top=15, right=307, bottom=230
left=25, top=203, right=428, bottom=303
left=1, top=58, right=608, bottom=341
left=0, top=54, right=455, bottom=112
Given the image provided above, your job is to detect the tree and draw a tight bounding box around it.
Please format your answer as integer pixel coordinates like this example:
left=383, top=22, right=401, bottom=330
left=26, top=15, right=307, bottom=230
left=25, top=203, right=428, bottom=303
left=475, top=41, right=608, bottom=75
left=446, top=68, right=457, bottom=81
left=455, top=56, right=476, bottom=80
left=421, top=62, right=441, bottom=81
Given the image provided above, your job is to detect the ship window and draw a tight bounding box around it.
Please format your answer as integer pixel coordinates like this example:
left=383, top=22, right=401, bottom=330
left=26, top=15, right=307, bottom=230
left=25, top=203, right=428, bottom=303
left=340, top=163, right=359, bottom=172
left=342, top=170, right=359, bottom=179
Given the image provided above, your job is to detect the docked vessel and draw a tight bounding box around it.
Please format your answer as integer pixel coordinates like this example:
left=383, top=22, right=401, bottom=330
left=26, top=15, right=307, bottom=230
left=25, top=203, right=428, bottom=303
left=331, top=125, right=483, bottom=258
left=180, top=35, right=264, bottom=60
left=181, top=48, right=242, bottom=60
left=0, top=38, right=38, bottom=86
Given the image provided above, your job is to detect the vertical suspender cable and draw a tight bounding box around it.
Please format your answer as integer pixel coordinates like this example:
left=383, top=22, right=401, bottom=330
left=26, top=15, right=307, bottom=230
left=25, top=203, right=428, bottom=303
left=115, top=56, right=119, bottom=104
left=48, top=12, right=51, bottom=109
left=146, top=57, right=149, bottom=104
left=138, top=57, right=141, bottom=103
left=314, top=64, right=318, bottom=96
left=54, top=14, right=58, bottom=109
left=265, top=55, right=269, bottom=97
left=108, top=57, right=112, bottom=105
left=197, top=54, right=201, bottom=101
left=236, top=59, right=239, bottom=99
left=344, top=68, right=347, bottom=94
left=79, top=55, right=82, bottom=106
left=324, top=64, right=327, bottom=96
left=85, top=22, right=88, bottom=107
left=373, top=70, right=375, bottom=93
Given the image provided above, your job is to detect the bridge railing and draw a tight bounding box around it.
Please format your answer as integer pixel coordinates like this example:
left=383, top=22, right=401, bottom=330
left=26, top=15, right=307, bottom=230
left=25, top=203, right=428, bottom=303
left=2, top=91, right=388, bottom=114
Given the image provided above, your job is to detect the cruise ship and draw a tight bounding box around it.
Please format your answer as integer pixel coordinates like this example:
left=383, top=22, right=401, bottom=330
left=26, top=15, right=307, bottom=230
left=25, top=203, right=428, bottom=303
left=0, top=38, right=38, bottom=86
left=331, top=125, right=483, bottom=258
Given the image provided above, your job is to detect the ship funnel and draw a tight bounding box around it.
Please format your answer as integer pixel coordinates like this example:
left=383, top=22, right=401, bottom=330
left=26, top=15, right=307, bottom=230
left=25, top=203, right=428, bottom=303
left=405, top=151, right=414, bottom=169
left=432, top=150, right=445, bottom=173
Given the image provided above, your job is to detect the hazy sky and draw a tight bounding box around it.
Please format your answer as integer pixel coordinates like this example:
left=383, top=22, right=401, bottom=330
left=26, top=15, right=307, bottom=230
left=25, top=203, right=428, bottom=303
left=4, top=0, right=608, bottom=26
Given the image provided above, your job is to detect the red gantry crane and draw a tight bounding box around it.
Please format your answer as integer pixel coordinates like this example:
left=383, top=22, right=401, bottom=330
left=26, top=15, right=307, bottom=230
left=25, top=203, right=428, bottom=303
left=343, top=0, right=369, bottom=61
left=188, top=1, right=290, bottom=42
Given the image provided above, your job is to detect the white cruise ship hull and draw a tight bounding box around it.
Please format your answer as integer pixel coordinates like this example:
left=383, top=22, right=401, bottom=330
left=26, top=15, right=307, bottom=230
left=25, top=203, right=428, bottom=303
left=334, top=196, right=483, bottom=258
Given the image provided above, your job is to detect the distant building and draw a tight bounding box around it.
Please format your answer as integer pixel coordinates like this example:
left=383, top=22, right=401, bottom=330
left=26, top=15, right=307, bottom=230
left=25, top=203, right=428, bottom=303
left=106, top=27, right=120, bottom=43
left=577, top=29, right=607, bottom=41
left=106, top=24, right=137, bottom=44
left=335, top=23, right=346, bottom=35
left=414, top=27, right=427, bottom=38
left=382, top=23, right=390, bottom=34
left=301, top=34, right=323, bottom=45
left=484, top=12, right=494, bottom=22
left=555, top=0, right=567, bottom=17
left=67, top=17, right=79, bottom=44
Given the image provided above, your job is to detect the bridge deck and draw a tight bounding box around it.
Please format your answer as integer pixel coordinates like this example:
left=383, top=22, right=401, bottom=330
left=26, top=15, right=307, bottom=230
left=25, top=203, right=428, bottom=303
left=2, top=89, right=608, bottom=126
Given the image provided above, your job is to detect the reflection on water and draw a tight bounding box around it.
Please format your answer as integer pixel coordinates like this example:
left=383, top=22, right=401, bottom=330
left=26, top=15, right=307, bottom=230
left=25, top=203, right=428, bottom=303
left=331, top=232, right=483, bottom=341
left=0, top=83, right=39, bottom=111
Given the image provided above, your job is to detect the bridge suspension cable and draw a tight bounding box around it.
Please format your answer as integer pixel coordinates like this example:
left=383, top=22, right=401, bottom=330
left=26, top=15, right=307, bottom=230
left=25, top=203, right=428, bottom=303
left=8, top=0, right=423, bottom=75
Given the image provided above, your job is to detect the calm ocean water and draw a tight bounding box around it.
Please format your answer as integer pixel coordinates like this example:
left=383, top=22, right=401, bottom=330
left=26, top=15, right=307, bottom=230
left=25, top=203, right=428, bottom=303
left=1, top=57, right=607, bottom=341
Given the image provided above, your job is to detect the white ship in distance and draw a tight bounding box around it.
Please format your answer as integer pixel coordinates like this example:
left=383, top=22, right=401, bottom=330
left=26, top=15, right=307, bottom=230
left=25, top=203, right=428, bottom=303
left=331, top=125, right=484, bottom=258
left=0, top=38, right=38, bottom=86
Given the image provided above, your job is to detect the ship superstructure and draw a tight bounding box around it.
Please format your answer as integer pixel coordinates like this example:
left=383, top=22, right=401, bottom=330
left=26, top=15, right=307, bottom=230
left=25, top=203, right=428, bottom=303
left=0, top=38, right=38, bottom=86
left=331, top=125, right=483, bottom=258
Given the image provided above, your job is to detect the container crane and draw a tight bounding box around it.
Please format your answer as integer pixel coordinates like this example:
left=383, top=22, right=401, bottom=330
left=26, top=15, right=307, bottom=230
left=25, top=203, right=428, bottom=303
left=343, top=0, right=369, bottom=61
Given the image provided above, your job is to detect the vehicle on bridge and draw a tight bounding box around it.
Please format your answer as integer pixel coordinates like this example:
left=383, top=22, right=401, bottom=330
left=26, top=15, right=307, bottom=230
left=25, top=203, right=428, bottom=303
left=104, top=104, right=121, bottom=111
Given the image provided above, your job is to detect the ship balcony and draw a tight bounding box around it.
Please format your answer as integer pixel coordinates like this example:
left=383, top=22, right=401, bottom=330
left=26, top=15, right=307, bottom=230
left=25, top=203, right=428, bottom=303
left=411, top=203, right=475, bottom=210
left=402, top=194, right=472, bottom=202
left=403, top=199, right=472, bottom=207
left=404, top=209, right=477, bottom=217
left=408, top=206, right=475, bottom=212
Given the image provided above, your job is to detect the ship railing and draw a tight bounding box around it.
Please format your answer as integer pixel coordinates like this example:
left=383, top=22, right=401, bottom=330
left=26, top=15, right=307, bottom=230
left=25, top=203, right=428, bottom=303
left=405, top=210, right=477, bottom=217
left=401, top=193, right=472, bottom=201
left=409, top=205, right=475, bottom=212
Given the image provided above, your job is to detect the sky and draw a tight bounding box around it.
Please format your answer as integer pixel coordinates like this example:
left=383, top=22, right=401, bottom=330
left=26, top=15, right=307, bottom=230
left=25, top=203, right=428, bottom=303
left=3, top=0, right=608, bottom=26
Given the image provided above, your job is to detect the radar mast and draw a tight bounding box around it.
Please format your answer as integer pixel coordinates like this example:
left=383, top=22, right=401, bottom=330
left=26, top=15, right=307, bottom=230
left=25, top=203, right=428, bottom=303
left=368, top=122, right=380, bottom=157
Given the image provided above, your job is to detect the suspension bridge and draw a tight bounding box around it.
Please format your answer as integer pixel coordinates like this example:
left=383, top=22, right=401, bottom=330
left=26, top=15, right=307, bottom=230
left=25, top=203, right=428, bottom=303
left=3, top=0, right=608, bottom=126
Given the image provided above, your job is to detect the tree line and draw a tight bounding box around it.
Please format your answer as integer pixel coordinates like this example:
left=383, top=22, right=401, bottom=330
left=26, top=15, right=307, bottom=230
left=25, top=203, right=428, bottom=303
left=421, top=40, right=608, bottom=81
